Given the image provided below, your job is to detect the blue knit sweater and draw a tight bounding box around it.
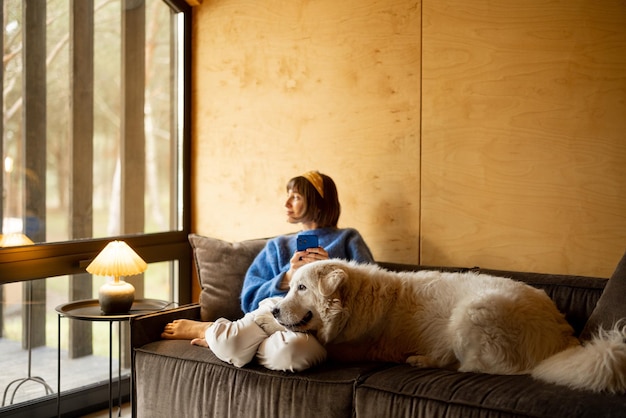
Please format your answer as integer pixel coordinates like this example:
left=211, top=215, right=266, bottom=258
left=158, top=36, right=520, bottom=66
left=240, top=227, right=374, bottom=313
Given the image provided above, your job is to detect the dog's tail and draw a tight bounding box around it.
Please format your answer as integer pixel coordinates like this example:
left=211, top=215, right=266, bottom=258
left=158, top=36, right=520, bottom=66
left=531, top=324, right=626, bottom=393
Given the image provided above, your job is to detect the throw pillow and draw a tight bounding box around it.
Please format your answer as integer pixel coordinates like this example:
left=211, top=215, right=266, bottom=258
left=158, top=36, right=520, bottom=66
left=188, top=234, right=268, bottom=322
left=579, top=250, right=626, bottom=340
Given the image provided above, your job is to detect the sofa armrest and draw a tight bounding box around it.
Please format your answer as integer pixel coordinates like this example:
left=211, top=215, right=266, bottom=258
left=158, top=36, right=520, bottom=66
left=130, top=303, right=201, bottom=350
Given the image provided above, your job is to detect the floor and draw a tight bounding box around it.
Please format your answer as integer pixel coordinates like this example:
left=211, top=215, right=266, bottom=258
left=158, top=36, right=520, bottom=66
left=0, top=337, right=117, bottom=405
left=0, top=337, right=131, bottom=416
left=83, top=402, right=131, bottom=418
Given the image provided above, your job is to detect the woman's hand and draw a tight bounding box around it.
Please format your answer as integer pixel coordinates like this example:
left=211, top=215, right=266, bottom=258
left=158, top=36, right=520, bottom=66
left=298, top=246, right=329, bottom=263
left=280, top=247, right=329, bottom=290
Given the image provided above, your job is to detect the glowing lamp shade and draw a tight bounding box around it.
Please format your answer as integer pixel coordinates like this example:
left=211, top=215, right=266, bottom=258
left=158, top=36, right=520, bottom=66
left=86, top=240, right=147, bottom=314
left=0, top=233, right=35, bottom=247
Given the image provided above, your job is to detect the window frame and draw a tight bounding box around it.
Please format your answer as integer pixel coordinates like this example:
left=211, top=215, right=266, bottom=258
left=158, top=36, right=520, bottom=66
left=0, top=0, right=192, bottom=297
left=0, top=0, right=192, bottom=415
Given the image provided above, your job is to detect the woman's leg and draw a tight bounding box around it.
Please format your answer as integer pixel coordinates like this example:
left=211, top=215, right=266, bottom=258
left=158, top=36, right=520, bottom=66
left=257, top=331, right=327, bottom=372
left=206, top=313, right=270, bottom=368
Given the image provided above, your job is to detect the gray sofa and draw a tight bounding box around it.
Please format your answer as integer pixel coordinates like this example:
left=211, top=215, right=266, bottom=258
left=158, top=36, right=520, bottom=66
left=130, top=234, right=626, bottom=418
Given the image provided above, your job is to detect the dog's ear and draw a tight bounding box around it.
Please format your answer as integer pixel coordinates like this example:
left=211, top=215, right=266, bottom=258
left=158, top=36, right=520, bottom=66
left=318, top=268, right=347, bottom=297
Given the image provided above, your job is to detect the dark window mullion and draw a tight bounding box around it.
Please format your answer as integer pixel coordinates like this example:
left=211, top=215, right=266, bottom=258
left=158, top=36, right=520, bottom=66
left=120, top=6, right=147, bottom=368
left=22, top=0, right=47, bottom=350
left=0, top=0, right=4, bottom=337
left=121, top=0, right=146, bottom=301
left=69, top=0, right=95, bottom=359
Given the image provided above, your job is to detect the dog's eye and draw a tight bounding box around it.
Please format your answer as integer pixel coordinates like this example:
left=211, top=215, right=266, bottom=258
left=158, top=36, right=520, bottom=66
left=297, top=284, right=307, bottom=291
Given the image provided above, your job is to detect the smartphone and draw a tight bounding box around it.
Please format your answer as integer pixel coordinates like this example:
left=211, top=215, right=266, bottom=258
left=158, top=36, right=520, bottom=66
left=297, top=234, right=319, bottom=251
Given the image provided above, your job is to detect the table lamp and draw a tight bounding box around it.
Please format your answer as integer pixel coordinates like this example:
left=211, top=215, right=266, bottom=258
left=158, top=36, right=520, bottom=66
left=86, top=240, right=147, bottom=314
left=0, top=233, right=35, bottom=247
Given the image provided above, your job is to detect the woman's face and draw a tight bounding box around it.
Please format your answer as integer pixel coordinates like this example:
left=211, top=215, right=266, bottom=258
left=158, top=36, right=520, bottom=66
left=285, top=188, right=307, bottom=224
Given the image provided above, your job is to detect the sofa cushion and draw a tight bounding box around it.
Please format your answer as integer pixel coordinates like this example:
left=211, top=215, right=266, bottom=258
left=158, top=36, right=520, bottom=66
left=189, top=234, right=268, bottom=322
left=579, top=250, right=626, bottom=340
left=355, top=364, right=626, bottom=418
left=135, top=340, right=390, bottom=418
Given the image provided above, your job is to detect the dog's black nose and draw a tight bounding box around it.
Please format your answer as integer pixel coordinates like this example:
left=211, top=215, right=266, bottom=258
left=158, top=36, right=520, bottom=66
left=272, top=307, right=280, bottom=318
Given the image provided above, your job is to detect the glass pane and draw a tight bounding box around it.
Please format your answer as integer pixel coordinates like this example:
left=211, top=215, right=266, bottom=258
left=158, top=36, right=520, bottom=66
left=1, top=0, right=183, bottom=245
left=0, top=260, right=178, bottom=407
left=0, top=0, right=187, bottom=413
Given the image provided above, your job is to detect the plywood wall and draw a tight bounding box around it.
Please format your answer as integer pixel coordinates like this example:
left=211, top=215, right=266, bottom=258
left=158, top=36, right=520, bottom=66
left=191, top=0, right=626, bottom=280
left=421, top=0, right=626, bottom=276
left=191, top=0, right=422, bottom=263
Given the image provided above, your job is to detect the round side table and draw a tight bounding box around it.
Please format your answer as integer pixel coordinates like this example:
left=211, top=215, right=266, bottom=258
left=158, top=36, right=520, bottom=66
left=55, top=299, right=170, bottom=418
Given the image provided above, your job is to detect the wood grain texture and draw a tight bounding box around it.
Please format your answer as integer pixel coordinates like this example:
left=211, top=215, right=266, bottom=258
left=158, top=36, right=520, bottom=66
left=421, top=0, right=626, bottom=276
left=191, top=0, right=422, bottom=263
left=191, top=0, right=625, bottom=279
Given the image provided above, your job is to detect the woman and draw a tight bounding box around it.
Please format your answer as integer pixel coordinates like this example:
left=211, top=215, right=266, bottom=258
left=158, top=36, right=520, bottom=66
left=162, top=171, right=374, bottom=371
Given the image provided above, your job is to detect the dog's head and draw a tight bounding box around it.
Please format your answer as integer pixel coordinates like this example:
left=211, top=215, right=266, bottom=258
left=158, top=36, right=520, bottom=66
left=272, top=260, right=350, bottom=345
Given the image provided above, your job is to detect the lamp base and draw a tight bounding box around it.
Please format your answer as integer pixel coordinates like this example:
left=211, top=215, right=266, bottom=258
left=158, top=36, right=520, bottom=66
left=98, top=280, right=135, bottom=314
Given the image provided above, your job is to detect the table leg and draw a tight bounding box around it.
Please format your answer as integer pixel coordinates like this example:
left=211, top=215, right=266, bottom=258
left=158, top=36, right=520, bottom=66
left=109, top=321, right=113, bottom=418
left=118, top=322, right=122, bottom=417
left=57, top=315, right=61, bottom=418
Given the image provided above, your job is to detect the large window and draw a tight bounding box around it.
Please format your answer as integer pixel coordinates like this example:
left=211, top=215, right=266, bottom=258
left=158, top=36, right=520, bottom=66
left=0, top=0, right=191, bottom=416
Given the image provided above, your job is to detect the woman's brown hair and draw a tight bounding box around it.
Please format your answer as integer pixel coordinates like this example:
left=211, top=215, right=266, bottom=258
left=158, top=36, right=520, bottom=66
left=286, top=172, right=340, bottom=228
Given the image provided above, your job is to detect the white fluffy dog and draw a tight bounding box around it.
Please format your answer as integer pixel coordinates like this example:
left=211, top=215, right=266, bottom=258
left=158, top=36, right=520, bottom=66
left=270, top=260, right=626, bottom=393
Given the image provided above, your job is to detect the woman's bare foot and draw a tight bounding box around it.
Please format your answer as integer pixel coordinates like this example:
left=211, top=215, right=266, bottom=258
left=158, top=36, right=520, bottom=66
left=161, top=319, right=213, bottom=340
left=191, top=337, right=209, bottom=348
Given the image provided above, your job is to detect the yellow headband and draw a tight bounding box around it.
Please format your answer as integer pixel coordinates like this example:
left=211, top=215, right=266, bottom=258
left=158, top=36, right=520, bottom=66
left=302, top=171, right=324, bottom=198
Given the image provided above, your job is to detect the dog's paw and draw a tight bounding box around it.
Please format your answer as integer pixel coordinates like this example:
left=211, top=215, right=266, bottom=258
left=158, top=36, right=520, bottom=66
left=406, top=355, right=434, bottom=368
left=253, top=312, right=286, bottom=335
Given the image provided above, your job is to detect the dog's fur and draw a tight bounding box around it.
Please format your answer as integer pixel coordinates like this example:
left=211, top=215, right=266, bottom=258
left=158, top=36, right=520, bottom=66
left=270, top=260, right=626, bottom=393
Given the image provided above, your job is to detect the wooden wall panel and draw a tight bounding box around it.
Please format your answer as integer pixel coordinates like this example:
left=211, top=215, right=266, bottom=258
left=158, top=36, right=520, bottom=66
left=421, top=0, right=626, bottom=277
left=191, top=0, right=625, bottom=279
left=191, top=0, right=422, bottom=263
